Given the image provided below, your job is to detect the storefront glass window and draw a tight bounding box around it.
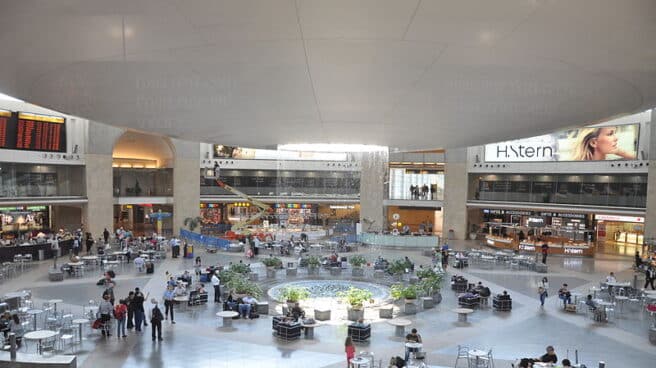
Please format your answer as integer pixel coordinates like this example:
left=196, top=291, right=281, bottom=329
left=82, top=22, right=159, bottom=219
left=388, top=168, right=444, bottom=200
left=113, top=168, right=173, bottom=197
left=0, top=163, right=85, bottom=197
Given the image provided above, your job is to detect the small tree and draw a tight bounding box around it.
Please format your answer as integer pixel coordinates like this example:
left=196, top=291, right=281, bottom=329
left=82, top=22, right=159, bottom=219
left=183, top=216, right=203, bottom=232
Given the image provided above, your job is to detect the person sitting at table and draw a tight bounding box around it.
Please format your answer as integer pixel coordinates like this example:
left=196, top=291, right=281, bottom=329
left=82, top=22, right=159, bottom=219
left=7, top=313, right=24, bottom=347
left=498, top=290, right=511, bottom=300
left=174, top=283, right=187, bottom=296
left=196, top=283, right=206, bottom=293
left=516, top=345, right=558, bottom=368
left=0, top=312, right=10, bottom=338
left=561, top=358, right=573, bottom=368
left=289, top=302, right=305, bottom=321
left=238, top=295, right=258, bottom=319
left=179, top=270, right=192, bottom=284
left=605, top=272, right=617, bottom=293
left=166, top=276, right=177, bottom=288
left=405, top=328, right=422, bottom=361
left=558, top=284, right=572, bottom=308
left=585, top=294, right=607, bottom=321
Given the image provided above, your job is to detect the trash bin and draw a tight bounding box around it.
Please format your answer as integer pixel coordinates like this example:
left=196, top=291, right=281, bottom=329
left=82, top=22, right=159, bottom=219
left=186, top=245, right=194, bottom=259
left=38, top=249, right=45, bottom=261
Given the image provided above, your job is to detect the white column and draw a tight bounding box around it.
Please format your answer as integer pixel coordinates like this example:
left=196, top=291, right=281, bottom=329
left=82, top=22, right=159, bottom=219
left=358, top=150, right=389, bottom=232
left=443, top=148, right=469, bottom=240
left=172, top=139, right=200, bottom=236
left=645, top=113, right=656, bottom=239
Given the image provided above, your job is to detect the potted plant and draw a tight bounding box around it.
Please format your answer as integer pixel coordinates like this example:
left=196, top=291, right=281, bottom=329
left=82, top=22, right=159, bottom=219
left=469, top=224, right=479, bottom=240
left=226, top=277, right=262, bottom=298
left=278, top=286, right=310, bottom=309
left=306, top=256, right=321, bottom=276
left=229, top=263, right=251, bottom=274
left=418, top=273, right=443, bottom=304
left=262, top=256, right=282, bottom=278
left=387, top=259, right=408, bottom=281
left=338, top=287, right=373, bottom=321
left=391, top=284, right=420, bottom=314
left=349, top=255, right=367, bottom=277
left=183, top=216, right=203, bottom=232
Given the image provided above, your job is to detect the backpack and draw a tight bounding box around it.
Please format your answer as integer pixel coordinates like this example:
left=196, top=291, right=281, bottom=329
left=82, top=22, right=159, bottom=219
left=113, top=305, right=126, bottom=320
left=151, top=306, right=163, bottom=323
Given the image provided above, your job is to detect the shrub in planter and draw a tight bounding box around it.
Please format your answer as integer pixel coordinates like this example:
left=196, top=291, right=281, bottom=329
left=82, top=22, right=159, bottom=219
left=226, top=277, right=263, bottom=298
left=262, top=256, right=283, bottom=269
left=387, top=259, right=408, bottom=277
left=390, top=284, right=420, bottom=302
left=277, top=286, right=310, bottom=304
left=349, top=255, right=367, bottom=268
left=306, top=256, right=321, bottom=275
left=230, top=263, right=251, bottom=274
left=338, top=287, right=374, bottom=321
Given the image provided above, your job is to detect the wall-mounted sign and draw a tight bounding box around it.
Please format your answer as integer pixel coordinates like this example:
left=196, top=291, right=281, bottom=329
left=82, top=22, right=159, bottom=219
left=527, top=217, right=546, bottom=228
left=595, top=214, right=644, bottom=223
left=564, top=247, right=584, bottom=255
left=519, top=243, right=536, bottom=251
left=485, top=123, right=639, bottom=162
left=330, top=205, right=356, bottom=210
left=539, top=212, right=586, bottom=219
left=0, top=110, right=67, bottom=152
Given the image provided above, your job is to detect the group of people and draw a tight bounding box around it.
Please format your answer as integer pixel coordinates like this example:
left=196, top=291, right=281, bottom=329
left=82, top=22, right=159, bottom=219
left=409, top=184, right=433, bottom=200
left=0, top=312, right=24, bottom=347
left=515, top=346, right=575, bottom=368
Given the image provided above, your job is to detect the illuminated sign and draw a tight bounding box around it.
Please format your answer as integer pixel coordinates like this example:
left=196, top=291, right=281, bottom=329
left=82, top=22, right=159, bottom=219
left=527, top=217, right=546, bottom=228
left=564, top=247, right=584, bottom=255
left=486, top=239, right=494, bottom=246
left=519, top=244, right=536, bottom=251
left=485, top=122, right=640, bottom=162
left=595, top=214, right=644, bottom=223
left=330, top=205, right=355, bottom=209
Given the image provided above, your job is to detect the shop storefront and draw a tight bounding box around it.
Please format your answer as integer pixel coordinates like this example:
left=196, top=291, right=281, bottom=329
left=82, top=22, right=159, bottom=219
left=0, top=205, right=50, bottom=239
left=113, top=204, right=173, bottom=236
left=595, top=214, right=645, bottom=255
left=386, top=206, right=443, bottom=235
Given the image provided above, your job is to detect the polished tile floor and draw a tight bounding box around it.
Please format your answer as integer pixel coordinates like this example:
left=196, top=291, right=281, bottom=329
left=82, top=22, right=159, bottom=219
left=1, top=240, right=655, bottom=368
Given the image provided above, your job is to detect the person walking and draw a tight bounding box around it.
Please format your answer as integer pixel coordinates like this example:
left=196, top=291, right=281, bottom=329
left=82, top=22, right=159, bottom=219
left=114, top=299, right=128, bottom=338
left=149, top=299, right=163, bottom=341
left=103, top=228, right=110, bottom=244
left=538, top=286, right=548, bottom=307
left=345, top=336, right=355, bottom=367
left=211, top=270, right=221, bottom=303
left=644, top=265, right=656, bottom=290
left=541, top=241, right=549, bottom=264
left=163, top=285, right=176, bottom=323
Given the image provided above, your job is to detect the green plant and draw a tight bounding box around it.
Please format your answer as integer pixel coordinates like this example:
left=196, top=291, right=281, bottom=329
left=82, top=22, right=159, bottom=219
left=278, top=286, right=310, bottom=303
left=349, top=255, right=367, bottom=267
left=218, top=270, right=236, bottom=285
left=230, top=263, right=251, bottom=274
left=419, top=274, right=443, bottom=295
left=183, top=216, right=203, bottom=232
left=337, top=287, right=373, bottom=309
left=416, top=268, right=438, bottom=280
left=390, top=284, right=420, bottom=300
left=226, top=277, right=262, bottom=298
left=306, top=256, right=321, bottom=268
left=262, top=256, right=282, bottom=268
left=387, top=259, right=408, bottom=275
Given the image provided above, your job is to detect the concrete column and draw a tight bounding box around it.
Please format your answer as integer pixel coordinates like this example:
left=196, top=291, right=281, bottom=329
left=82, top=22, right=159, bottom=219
left=443, top=148, right=469, bottom=240
left=645, top=113, right=656, bottom=239
left=172, top=139, right=200, bottom=236
left=358, top=150, right=388, bottom=232
left=84, top=121, right=124, bottom=238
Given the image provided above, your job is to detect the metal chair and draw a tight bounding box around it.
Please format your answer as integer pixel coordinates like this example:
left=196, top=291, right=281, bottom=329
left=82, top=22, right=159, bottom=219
left=454, top=345, right=470, bottom=368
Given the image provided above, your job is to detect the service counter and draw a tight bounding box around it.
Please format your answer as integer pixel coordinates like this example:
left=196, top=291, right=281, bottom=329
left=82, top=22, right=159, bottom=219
left=0, top=239, right=73, bottom=262
left=485, top=236, right=594, bottom=257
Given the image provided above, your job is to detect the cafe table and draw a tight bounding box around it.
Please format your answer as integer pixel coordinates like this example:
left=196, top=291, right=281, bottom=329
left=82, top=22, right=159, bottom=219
left=350, top=356, right=371, bottom=368
left=468, top=349, right=488, bottom=367
left=26, top=309, right=44, bottom=330
left=72, top=318, right=90, bottom=343
left=24, top=330, right=58, bottom=355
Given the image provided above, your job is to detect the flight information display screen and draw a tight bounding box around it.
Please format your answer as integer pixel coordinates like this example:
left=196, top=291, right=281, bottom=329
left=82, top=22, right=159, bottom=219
left=0, top=112, right=67, bottom=152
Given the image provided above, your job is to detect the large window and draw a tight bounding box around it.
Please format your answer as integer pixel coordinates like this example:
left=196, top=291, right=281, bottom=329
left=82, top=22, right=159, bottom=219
left=200, top=170, right=360, bottom=197
left=388, top=168, right=444, bottom=200
left=113, top=169, right=173, bottom=197
left=471, top=174, right=646, bottom=208
left=0, top=163, right=85, bottom=197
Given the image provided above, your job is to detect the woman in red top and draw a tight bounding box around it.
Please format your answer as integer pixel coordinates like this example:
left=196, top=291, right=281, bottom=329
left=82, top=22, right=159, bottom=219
left=345, top=336, right=355, bottom=367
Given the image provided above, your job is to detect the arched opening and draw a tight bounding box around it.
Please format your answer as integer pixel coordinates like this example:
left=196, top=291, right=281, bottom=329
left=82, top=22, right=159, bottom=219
left=112, top=131, right=175, bottom=236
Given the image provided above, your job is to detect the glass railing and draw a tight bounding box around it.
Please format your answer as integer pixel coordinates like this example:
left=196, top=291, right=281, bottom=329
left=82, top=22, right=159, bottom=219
left=0, top=163, right=85, bottom=197
left=113, top=168, right=173, bottom=197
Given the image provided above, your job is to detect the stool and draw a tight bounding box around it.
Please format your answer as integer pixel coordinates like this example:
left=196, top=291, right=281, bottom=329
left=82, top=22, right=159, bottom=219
left=314, top=309, right=331, bottom=321
left=256, top=302, right=269, bottom=315
left=379, top=306, right=394, bottom=319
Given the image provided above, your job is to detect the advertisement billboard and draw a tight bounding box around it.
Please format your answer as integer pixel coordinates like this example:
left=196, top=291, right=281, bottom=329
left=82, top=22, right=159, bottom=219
left=484, top=123, right=639, bottom=162
left=213, top=145, right=347, bottom=161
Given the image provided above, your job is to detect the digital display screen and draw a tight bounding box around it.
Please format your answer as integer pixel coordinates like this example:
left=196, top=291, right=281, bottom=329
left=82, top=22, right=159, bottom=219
left=0, top=110, right=66, bottom=152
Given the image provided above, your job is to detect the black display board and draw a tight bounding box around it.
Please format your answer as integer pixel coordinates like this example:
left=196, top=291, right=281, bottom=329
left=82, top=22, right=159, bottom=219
left=0, top=110, right=66, bottom=152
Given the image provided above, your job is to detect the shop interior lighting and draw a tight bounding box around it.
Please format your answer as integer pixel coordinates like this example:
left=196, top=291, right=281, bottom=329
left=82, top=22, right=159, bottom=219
left=278, top=143, right=387, bottom=153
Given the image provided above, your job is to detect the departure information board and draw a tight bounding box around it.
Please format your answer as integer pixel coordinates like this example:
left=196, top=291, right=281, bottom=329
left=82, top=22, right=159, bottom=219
left=0, top=111, right=66, bottom=152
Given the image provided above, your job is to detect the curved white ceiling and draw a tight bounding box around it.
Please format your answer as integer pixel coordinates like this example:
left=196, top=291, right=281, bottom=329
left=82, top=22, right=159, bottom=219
left=0, top=0, right=655, bottom=149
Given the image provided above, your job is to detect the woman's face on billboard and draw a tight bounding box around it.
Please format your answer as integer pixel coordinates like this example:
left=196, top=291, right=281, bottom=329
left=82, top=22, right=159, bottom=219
left=592, top=127, right=618, bottom=155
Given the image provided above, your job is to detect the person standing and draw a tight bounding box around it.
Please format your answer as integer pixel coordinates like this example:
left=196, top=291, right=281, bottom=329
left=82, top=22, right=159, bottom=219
left=98, top=294, right=113, bottom=337
left=644, top=265, right=656, bottom=290
left=635, top=250, right=642, bottom=270
left=73, top=236, right=80, bottom=256
left=103, top=228, right=110, bottom=244
left=114, top=299, right=128, bottom=338
left=345, top=336, right=355, bottom=367
left=541, top=242, right=549, bottom=264
left=126, top=291, right=135, bottom=330
left=211, top=270, right=221, bottom=303
left=538, top=286, right=548, bottom=307
left=149, top=299, right=163, bottom=341
left=132, top=288, right=146, bottom=332
left=103, top=282, right=116, bottom=305
left=163, top=285, right=176, bottom=323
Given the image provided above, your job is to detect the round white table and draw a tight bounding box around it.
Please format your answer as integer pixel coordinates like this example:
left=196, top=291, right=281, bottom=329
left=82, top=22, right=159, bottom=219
left=24, top=330, right=57, bottom=354
left=216, top=311, right=239, bottom=328
left=350, top=356, right=371, bottom=368
left=72, top=318, right=90, bottom=343
left=174, top=295, right=190, bottom=311
left=614, top=295, right=628, bottom=314
left=468, top=349, right=488, bottom=366
left=453, top=308, right=474, bottom=323
left=405, top=342, right=423, bottom=360
left=387, top=318, right=412, bottom=337
left=300, top=322, right=319, bottom=339
left=26, top=309, right=43, bottom=330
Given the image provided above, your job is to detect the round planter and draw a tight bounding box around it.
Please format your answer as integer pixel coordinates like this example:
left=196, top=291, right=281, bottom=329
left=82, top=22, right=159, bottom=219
left=352, top=267, right=365, bottom=277
left=433, top=292, right=442, bottom=304
left=347, top=307, right=364, bottom=321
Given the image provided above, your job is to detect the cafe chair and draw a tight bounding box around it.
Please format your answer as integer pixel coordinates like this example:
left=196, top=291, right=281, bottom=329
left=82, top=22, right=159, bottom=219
left=454, top=345, right=470, bottom=368
left=58, top=327, right=76, bottom=353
